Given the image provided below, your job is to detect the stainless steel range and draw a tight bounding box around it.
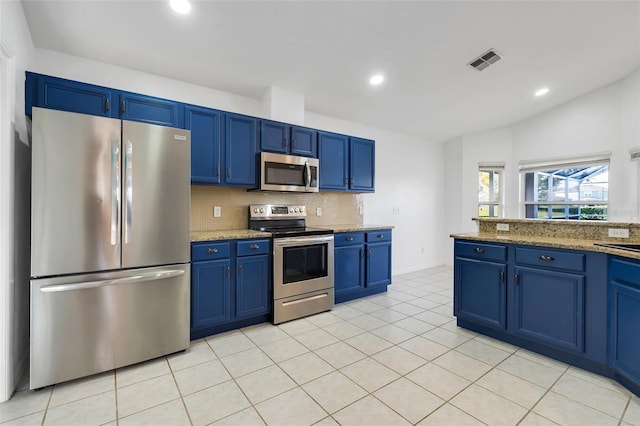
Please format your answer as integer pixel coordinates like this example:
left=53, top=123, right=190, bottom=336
left=249, top=204, right=334, bottom=324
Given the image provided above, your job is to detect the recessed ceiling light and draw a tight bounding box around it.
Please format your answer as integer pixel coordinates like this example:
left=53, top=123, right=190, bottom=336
left=170, top=0, right=191, bottom=14
left=535, top=87, right=550, bottom=97
left=369, top=74, right=385, bottom=86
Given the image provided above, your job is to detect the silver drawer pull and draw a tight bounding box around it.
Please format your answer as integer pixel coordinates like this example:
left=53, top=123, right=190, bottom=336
left=474, top=247, right=485, bottom=254
left=377, top=234, right=384, bottom=238
left=346, top=237, right=354, bottom=241
left=207, top=248, right=218, bottom=254
left=539, top=255, right=554, bottom=261
left=250, top=244, right=260, bottom=249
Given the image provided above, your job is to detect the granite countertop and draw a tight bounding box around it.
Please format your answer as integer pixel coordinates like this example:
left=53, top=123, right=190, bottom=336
left=451, top=232, right=640, bottom=260
left=191, top=229, right=271, bottom=242
left=330, top=224, right=394, bottom=232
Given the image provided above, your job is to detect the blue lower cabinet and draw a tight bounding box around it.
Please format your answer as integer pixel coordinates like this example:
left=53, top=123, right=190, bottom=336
left=191, top=239, right=271, bottom=339
left=454, top=257, right=506, bottom=330
left=334, top=230, right=392, bottom=303
left=236, top=254, right=270, bottom=319
left=609, top=258, right=640, bottom=391
left=335, top=245, right=365, bottom=297
left=191, top=259, right=231, bottom=329
left=513, top=266, right=585, bottom=353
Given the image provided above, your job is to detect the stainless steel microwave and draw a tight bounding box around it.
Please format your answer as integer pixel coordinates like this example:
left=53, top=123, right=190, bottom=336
left=260, top=152, right=319, bottom=192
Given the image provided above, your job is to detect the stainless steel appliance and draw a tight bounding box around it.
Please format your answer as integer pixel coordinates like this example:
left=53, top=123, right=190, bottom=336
left=249, top=204, right=334, bottom=324
left=29, top=107, right=190, bottom=389
left=260, top=152, right=319, bottom=193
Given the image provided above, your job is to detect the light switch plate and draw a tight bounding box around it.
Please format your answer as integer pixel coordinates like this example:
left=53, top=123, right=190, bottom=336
left=608, top=228, right=629, bottom=238
left=316, top=207, right=322, bottom=216
left=496, top=223, right=509, bottom=231
left=213, top=206, right=221, bottom=218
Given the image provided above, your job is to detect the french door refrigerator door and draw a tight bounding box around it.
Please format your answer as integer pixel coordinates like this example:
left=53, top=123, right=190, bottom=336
left=121, top=120, right=190, bottom=268
left=30, top=264, right=190, bottom=390
left=31, top=107, right=122, bottom=277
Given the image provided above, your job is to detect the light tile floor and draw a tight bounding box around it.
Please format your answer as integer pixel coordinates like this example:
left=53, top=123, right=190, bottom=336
left=2, top=266, right=640, bottom=425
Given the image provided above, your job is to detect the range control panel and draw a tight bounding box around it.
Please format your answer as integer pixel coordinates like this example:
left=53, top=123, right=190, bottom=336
left=249, top=204, right=306, bottom=219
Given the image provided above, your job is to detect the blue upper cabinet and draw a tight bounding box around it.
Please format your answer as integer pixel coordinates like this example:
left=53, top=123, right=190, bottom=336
left=225, top=113, right=258, bottom=187
left=186, top=105, right=222, bottom=184
left=119, top=92, right=183, bottom=128
left=318, top=131, right=349, bottom=190
left=319, top=131, right=375, bottom=192
left=26, top=72, right=114, bottom=117
left=290, top=126, right=317, bottom=157
left=26, top=72, right=183, bottom=128
left=260, top=120, right=317, bottom=158
left=350, top=137, right=375, bottom=192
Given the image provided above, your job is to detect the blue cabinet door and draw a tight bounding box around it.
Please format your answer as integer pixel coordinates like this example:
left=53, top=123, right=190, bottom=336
left=350, top=138, right=375, bottom=192
left=119, top=92, right=182, bottom=128
left=513, top=266, right=585, bottom=353
left=318, top=131, right=349, bottom=190
left=191, top=259, right=231, bottom=329
left=225, top=113, right=258, bottom=186
left=454, top=257, right=506, bottom=329
left=236, top=254, right=270, bottom=319
left=367, top=242, right=392, bottom=288
left=609, top=279, right=640, bottom=384
left=335, top=245, right=365, bottom=296
left=290, top=126, right=317, bottom=158
left=28, top=72, right=114, bottom=117
left=260, top=120, right=288, bottom=154
left=186, top=105, right=222, bottom=184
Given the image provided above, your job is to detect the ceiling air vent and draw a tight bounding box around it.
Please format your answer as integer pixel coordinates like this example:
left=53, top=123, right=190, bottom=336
left=468, top=49, right=502, bottom=71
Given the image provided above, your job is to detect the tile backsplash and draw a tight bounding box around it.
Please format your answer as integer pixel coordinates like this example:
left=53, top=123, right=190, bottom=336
left=191, top=186, right=363, bottom=231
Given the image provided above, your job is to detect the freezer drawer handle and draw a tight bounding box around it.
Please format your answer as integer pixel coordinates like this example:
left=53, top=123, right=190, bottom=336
left=39, top=269, right=185, bottom=293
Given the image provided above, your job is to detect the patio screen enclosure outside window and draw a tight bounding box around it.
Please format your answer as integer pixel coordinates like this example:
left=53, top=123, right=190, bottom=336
left=520, top=154, right=609, bottom=221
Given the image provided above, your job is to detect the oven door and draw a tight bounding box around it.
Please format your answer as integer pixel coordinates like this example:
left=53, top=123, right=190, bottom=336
left=273, top=235, right=334, bottom=299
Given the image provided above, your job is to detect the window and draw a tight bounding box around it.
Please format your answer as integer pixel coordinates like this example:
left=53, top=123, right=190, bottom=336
left=478, top=163, right=504, bottom=218
left=520, top=154, right=609, bottom=220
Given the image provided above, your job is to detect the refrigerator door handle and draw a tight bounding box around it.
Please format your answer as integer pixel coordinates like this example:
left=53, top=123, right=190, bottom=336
left=111, top=139, right=121, bottom=246
left=39, top=269, right=185, bottom=293
left=124, top=139, right=133, bottom=244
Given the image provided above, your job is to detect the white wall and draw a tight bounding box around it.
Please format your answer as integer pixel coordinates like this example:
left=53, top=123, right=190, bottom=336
left=0, top=0, right=34, bottom=402
left=443, top=68, right=640, bottom=264
left=34, top=49, right=444, bottom=274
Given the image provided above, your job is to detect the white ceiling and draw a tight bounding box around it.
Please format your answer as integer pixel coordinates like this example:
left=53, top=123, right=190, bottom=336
left=21, top=0, right=640, bottom=142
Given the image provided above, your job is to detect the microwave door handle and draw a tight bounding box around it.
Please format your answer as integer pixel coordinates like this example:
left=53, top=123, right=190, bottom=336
left=305, top=161, right=311, bottom=191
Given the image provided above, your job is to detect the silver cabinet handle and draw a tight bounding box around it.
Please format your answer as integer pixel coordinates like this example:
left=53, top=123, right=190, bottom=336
left=250, top=244, right=260, bottom=249
left=539, top=255, right=554, bottom=261
left=207, top=248, right=218, bottom=253
left=111, top=139, right=121, bottom=246
left=346, top=237, right=354, bottom=241
left=105, top=98, right=110, bottom=112
left=474, top=247, right=485, bottom=254
left=377, top=234, right=384, bottom=239
left=40, top=269, right=185, bottom=293
left=124, top=140, right=133, bottom=244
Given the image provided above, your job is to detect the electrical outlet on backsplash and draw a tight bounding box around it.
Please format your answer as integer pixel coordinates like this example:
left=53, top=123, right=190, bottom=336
left=190, top=186, right=364, bottom=231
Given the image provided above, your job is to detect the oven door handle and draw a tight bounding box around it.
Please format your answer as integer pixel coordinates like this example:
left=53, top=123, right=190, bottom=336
left=274, top=235, right=334, bottom=246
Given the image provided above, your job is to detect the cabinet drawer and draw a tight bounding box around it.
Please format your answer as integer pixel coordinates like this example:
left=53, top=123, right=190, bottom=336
left=366, top=230, right=392, bottom=242
left=335, top=232, right=365, bottom=247
left=191, top=242, right=230, bottom=261
left=237, top=239, right=270, bottom=256
left=610, top=257, right=640, bottom=288
left=515, top=247, right=585, bottom=272
left=456, top=241, right=507, bottom=262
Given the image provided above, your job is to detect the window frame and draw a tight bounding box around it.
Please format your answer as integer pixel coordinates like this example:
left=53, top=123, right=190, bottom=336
left=519, top=153, right=610, bottom=221
left=478, top=164, right=505, bottom=218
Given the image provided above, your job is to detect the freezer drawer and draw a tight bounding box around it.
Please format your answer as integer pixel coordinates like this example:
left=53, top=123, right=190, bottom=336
left=30, top=264, right=190, bottom=389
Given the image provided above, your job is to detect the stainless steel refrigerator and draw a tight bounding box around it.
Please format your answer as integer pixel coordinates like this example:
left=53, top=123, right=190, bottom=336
left=29, top=107, right=191, bottom=389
